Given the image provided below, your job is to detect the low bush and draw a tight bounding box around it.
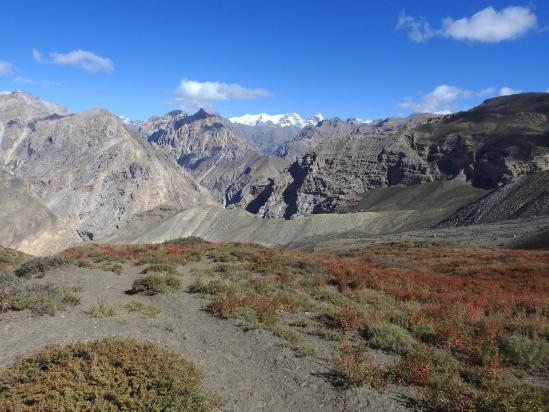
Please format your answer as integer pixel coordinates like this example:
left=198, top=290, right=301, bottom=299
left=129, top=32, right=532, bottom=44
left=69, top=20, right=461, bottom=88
left=131, top=274, right=181, bottom=295
left=476, top=380, right=548, bottom=412
left=86, top=299, right=117, bottom=318
left=498, top=334, right=549, bottom=370
left=207, top=291, right=245, bottom=318
left=14, top=256, right=73, bottom=278
left=0, top=338, right=210, bottom=411
left=0, top=247, right=29, bottom=272
left=8, top=284, right=80, bottom=316
left=100, top=262, right=123, bottom=275
left=125, top=300, right=161, bottom=317
left=328, top=306, right=367, bottom=332
left=425, top=377, right=477, bottom=412
left=141, top=263, right=177, bottom=275
left=364, top=322, right=419, bottom=355
left=333, top=345, right=389, bottom=391
left=391, top=353, right=433, bottom=387
left=411, top=322, right=437, bottom=344
left=188, top=278, right=228, bottom=295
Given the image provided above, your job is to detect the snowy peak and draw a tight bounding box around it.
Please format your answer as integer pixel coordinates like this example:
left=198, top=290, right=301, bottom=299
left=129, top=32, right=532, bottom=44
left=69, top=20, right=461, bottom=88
left=229, top=112, right=323, bottom=128
left=348, top=117, right=374, bottom=124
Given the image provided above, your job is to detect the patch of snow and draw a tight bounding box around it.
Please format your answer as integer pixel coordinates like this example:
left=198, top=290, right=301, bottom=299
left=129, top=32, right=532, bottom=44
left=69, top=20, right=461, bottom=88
left=349, top=117, right=374, bottom=124
left=230, top=112, right=323, bottom=128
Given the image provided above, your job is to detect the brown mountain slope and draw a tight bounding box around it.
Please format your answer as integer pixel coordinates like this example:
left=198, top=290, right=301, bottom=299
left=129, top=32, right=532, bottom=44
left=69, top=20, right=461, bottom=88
left=0, top=92, right=213, bottom=243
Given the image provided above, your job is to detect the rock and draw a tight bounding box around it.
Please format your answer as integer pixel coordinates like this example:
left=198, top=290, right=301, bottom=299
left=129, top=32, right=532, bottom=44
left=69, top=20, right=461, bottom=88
left=240, top=93, right=549, bottom=220
left=135, top=108, right=289, bottom=204
left=0, top=92, right=213, bottom=245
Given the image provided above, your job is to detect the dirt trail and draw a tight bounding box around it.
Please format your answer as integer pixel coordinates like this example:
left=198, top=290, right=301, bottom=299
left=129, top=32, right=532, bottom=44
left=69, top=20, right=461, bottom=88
left=0, top=262, right=411, bottom=411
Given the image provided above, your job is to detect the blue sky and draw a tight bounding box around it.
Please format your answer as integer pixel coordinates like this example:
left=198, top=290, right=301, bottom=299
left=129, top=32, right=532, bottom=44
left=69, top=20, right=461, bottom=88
left=0, top=0, right=548, bottom=120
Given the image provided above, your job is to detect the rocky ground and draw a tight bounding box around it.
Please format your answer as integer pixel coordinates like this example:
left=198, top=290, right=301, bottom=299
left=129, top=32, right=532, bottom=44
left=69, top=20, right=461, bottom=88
left=310, top=216, right=549, bottom=254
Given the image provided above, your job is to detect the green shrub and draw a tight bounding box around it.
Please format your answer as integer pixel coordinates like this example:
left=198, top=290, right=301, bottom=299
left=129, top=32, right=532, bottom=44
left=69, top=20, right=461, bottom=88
left=14, top=256, right=73, bottom=278
left=100, top=262, right=123, bottom=275
left=498, top=335, right=549, bottom=370
left=188, top=279, right=228, bottom=295
left=411, top=322, right=437, bottom=343
left=425, top=377, right=477, bottom=412
left=131, top=275, right=181, bottom=295
left=9, top=284, right=80, bottom=315
left=0, top=338, right=210, bottom=411
left=364, top=322, right=419, bottom=355
left=141, top=263, right=177, bottom=275
left=270, top=324, right=301, bottom=345
left=476, top=381, right=547, bottom=412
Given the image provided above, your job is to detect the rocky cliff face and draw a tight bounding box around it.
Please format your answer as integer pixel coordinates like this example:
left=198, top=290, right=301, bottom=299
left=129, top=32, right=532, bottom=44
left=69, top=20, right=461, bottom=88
left=137, top=109, right=254, bottom=176
left=232, top=122, right=302, bottom=155
left=238, top=94, right=549, bottom=219
left=412, top=93, right=549, bottom=188
left=0, top=92, right=212, bottom=245
left=273, top=113, right=443, bottom=161
left=135, top=108, right=290, bottom=203
left=244, top=130, right=436, bottom=218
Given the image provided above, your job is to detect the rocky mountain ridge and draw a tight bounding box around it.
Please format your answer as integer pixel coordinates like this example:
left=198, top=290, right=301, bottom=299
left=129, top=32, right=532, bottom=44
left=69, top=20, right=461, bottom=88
left=0, top=91, right=213, bottom=252
left=273, top=113, right=444, bottom=160
left=1, top=91, right=548, bottom=254
left=236, top=94, right=549, bottom=219
left=132, top=108, right=289, bottom=203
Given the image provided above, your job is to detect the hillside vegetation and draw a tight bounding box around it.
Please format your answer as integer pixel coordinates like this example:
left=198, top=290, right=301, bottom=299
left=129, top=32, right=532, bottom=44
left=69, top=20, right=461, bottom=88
left=53, top=239, right=549, bottom=411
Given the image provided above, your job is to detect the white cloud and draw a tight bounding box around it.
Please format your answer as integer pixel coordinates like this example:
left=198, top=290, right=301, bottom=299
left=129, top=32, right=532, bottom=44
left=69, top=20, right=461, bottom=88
left=499, top=87, right=522, bottom=96
left=443, top=7, right=537, bottom=42
left=174, top=79, right=271, bottom=111
left=396, top=12, right=435, bottom=42
left=33, top=48, right=113, bottom=73
left=42, top=80, right=59, bottom=88
left=400, top=84, right=527, bottom=113
left=13, top=76, right=37, bottom=85
left=12, top=76, right=59, bottom=88
left=477, top=87, right=497, bottom=97
left=0, top=60, right=14, bottom=75
left=32, top=49, right=43, bottom=63
left=399, top=85, right=472, bottom=114
left=398, top=6, right=537, bottom=43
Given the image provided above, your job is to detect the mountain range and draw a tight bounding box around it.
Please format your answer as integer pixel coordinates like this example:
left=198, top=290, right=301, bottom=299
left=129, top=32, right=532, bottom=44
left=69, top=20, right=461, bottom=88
left=229, top=112, right=324, bottom=128
left=1, top=90, right=548, bottom=254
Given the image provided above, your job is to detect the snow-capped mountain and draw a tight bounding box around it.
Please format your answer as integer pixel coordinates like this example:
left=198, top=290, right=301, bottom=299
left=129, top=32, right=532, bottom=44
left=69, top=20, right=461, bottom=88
left=349, top=117, right=374, bottom=124
left=229, top=112, right=323, bottom=128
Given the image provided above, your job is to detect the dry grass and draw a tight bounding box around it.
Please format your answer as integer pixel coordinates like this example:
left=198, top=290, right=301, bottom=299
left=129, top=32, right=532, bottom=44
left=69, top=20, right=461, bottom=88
left=0, top=246, right=30, bottom=272
left=86, top=299, right=117, bottom=318
left=124, top=300, right=162, bottom=317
